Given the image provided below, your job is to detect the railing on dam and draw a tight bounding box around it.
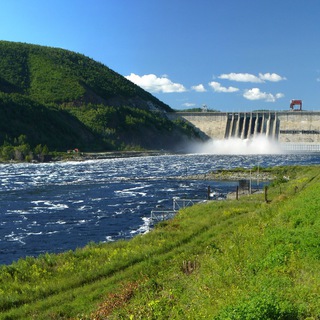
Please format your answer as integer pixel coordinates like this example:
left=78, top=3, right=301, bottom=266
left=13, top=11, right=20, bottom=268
left=281, top=143, right=320, bottom=152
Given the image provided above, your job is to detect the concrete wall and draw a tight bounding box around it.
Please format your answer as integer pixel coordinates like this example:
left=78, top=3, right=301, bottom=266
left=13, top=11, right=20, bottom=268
left=167, top=112, right=227, bottom=140
left=168, top=111, right=320, bottom=144
left=278, top=112, right=320, bottom=143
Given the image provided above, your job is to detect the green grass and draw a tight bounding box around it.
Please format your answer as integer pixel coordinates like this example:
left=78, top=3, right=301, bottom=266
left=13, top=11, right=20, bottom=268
left=1, top=165, right=320, bottom=319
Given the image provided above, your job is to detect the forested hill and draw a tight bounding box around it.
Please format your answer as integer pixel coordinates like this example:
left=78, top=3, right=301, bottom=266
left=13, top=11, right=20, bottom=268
left=0, top=41, right=201, bottom=158
left=0, top=41, right=171, bottom=110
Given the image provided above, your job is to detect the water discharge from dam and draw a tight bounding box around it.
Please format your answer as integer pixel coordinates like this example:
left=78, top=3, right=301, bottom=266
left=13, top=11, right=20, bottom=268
left=192, top=135, right=284, bottom=155
left=193, top=111, right=283, bottom=154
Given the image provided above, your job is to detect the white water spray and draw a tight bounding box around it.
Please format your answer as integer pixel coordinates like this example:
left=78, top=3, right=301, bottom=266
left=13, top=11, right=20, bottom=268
left=191, top=135, right=284, bottom=155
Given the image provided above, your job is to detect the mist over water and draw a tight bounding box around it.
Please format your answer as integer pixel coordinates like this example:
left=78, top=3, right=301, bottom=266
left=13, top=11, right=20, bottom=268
left=191, top=136, right=284, bottom=155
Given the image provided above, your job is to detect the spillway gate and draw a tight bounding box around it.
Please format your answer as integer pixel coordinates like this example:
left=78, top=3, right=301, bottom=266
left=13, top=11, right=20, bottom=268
left=224, top=112, right=279, bottom=139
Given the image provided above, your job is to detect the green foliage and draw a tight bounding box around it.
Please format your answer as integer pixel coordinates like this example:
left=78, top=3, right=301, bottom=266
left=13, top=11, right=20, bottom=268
left=0, top=134, right=50, bottom=162
left=1, top=165, right=320, bottom=318
left=68, top=104, right=202, bottom=151
left=215, top=293, right=297, bottom=320
left=28, top=53, right=85, bottom=103
left=0, top=93, right=106, bottom=153
left=0, top=43, right=29, bottom=93
left=176, top=108, right=220, bottom=112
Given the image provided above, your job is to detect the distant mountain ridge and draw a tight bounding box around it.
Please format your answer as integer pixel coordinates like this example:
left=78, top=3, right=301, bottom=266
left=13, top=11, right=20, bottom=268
left=0, top=41, right=202, bottom=157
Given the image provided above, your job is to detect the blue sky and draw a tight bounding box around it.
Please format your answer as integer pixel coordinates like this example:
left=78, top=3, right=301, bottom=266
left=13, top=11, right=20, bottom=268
left=1, top=0, right=320, bottom=111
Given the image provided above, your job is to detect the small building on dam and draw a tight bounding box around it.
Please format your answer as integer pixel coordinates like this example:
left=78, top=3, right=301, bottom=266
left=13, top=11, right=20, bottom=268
left=168, top=111, right=320, bottom=152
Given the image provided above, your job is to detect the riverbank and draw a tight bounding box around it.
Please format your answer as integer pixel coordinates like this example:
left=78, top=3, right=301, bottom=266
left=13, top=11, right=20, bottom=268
left=0, top=150, right=173, bottom=164
left=1, top=165, right=319, bottom=319
left=63, top=150, right=172, bottom=161
left=183, top=170, right=276, bottom=181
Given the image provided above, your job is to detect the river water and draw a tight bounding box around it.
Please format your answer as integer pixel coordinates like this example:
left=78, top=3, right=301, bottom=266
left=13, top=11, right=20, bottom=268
left=1, top=153, right=320, bottom=265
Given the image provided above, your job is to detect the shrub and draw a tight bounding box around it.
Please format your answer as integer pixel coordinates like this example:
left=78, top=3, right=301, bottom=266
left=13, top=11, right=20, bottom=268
left=214, top=293, right=298, bottom=320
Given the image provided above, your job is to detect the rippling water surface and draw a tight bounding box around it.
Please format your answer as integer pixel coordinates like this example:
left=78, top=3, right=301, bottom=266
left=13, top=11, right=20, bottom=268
left=1, top=153, right=320, bottom=265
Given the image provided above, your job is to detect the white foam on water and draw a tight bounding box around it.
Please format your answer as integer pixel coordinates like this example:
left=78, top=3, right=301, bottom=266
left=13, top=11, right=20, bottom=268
left=48, top=203, right=69, bottom=210
left=4, top=232, right=26, bottom=244
left=78, top=205, right=93, bottom=211
left=46, top=231, right=60, bottom=235
left=130, top=217, right=151, bottom=235
left=31, top=200, right=45, bottom=205
left=31, top=201, right=69, bottom=211
left=114, top=184, right=151, bottom=197
left=114, top=208, right=134, bottom=215
left=76, top=219, right=88, bottom=225
left=192, top=136, right=284, bottom=155
left=57, top=220, right=66, bottom=225
left=179, top=183, right=192, bottom=188
left=8, top=210, right=29, bottom=217
left=160, top=188, right=176, bottom=192
left=46, top=220, right=67, bottom=225
left=28, top=221, right=40, bottom=226
left=26, top=232, right=43, bottom=236
left=105, top=235, right=115, bottom=242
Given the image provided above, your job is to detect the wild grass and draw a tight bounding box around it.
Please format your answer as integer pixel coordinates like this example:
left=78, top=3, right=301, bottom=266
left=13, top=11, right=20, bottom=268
left=1, top=165, right=320, bottom=319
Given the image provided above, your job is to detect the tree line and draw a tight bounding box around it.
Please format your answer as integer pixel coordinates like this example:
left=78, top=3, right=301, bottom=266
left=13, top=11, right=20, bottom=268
left=0, top=134, right=49, bottom=162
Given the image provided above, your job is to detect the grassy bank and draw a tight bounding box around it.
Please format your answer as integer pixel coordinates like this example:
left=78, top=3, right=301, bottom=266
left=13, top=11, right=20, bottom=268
left=1, top=165, right=320, bottom=319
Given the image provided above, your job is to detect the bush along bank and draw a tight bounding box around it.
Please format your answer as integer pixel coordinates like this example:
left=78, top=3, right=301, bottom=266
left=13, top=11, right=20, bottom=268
left=0, top=134, right=51, bottom=162
left=0, top=165, right=320, bottom=319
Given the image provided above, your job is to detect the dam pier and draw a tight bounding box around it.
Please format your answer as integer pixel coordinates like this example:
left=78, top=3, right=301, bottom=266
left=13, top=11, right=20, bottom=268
left=168, top=111, right=320, bottom=152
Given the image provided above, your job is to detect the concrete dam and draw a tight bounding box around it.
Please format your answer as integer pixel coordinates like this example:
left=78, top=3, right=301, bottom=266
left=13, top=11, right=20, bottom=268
left=168, top=111, right=320, bottom=152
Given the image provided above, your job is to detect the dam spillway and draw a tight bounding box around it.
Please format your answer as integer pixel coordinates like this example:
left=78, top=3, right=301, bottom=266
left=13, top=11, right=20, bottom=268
left=168, top=111, right=320, bottom=151
left=224, top=112, right=279, bottom=139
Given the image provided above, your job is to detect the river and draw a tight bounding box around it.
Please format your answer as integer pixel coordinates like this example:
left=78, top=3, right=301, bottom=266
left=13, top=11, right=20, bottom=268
left=1, top=153, right=320, bottom=265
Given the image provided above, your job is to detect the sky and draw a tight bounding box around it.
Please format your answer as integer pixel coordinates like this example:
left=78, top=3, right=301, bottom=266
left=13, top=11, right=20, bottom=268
left=1, top=0, right=320, bottom=112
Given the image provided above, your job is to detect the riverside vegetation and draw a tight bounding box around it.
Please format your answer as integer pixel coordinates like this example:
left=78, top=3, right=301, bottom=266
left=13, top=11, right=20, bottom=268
left=0, top=165, right=320, bottom=319
left=0, top=41, right=202, bottom=161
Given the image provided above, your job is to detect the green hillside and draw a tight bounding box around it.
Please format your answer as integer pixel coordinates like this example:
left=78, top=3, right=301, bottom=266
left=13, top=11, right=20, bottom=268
left=0, top=41, right=201, bottom=158
left=1, top=165, right=320, bottom=319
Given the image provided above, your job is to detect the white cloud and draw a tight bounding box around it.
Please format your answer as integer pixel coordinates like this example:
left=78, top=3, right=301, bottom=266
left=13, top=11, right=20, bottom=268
left=218, top=72, right=286, bottom=83
left=125, top=73, right=186, bottom=93
left=208, top=81, right=239, bottom=93
left=259, top=73, right=286, bottom=82
left=243, top=88, right=284, bottom=102
left=275, top=93, right=285, bottom=99
left=182, top=102, right=196, bottom=107
left=219, top=73, right=262, bottom=83
left=191, top=84, right=206, bottom=92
